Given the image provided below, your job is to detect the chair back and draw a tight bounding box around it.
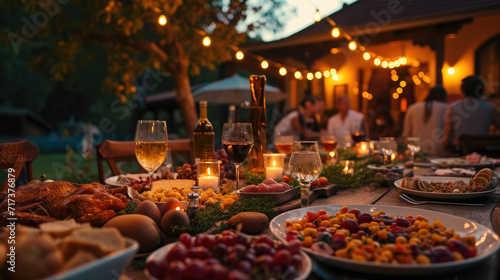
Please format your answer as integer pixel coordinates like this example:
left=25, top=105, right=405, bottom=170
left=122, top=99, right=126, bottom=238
left=97, top=139, right=194, bottom=184
left=0, top=140, right=39, bottom=191
left=459, top=134, right=500, bottom=157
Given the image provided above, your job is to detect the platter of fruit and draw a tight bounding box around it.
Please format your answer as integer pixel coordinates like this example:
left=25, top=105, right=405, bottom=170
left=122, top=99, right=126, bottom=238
left=144, top=231, right=312, bottom=280
left=269, top=205, right=500, bottom=275
left=237, top=179, right=297, bottom=205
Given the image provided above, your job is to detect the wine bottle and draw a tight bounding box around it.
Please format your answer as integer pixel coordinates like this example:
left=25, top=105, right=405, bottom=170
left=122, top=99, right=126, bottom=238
left=193, top=101, right=215, bottom=161
left=247, top=75, right=267, bottom=174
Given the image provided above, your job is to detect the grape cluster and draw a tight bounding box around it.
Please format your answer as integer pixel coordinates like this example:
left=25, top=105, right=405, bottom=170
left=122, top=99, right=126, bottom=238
left=213, top=149, right=245, bottom=179
left=176, top=163, right=227, bottom=182
left=374, top=169, right=403, bottom=187
left=146, top=231, right=304, bottom=280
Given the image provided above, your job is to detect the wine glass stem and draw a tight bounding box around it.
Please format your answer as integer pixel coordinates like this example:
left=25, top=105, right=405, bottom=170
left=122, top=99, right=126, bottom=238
left=148, top=171, right=154, bottom=189
left=410, top=151, right=415, bottom=162
left=235, top=163, right=241, bottom=191
left=300, top=183, right=310, bottom=208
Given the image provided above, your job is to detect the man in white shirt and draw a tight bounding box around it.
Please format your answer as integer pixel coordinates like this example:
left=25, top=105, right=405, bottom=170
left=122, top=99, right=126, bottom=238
left=327, top=95, right=365, bottom=147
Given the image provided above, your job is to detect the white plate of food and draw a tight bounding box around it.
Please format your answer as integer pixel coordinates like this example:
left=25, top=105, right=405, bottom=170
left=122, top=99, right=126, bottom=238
left=105, top=173, right=153, bottom=187
left=367, top=164, right=405, bottom=173
left=430, top=157, right=494, bottom=168
left=270, top=205, right=500, bottom=275
left=43, top=238, right=138, bottom=280
left=394, top=176, right=498, bottom=200
left=144, top=235, right=312, bottom=280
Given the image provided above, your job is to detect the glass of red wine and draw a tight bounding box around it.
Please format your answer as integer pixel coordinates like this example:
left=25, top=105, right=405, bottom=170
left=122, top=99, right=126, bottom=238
left=222, top=123, right=254, bottom=190
left=350, top=122, right=365, bottom=145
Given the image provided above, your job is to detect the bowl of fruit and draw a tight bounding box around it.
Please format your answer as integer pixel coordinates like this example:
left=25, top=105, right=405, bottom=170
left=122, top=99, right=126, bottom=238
left=145, top=231, right=312, bottom=280
left=237, top=179, right=298, bottom=205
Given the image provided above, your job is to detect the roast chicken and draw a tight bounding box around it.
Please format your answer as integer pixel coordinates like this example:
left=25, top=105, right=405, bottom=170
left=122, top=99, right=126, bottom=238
left=0, top=181, right=128, bottom=227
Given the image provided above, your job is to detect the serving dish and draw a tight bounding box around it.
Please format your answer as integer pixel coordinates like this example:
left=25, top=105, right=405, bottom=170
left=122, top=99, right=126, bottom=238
left=394, top=176, right=497, bottom=200
left=105, top=173, right=152, bottom=187
left=430, top=158, right=494, bottom=168
left=144, top=240, right=312, bottom=280
left=43, top=238, right=139, bottom=280
left=236, top=187, right=298, bottom=205
left=367, top=164, right=404, bottom=173
left=270, top=205, right=500, bottom=275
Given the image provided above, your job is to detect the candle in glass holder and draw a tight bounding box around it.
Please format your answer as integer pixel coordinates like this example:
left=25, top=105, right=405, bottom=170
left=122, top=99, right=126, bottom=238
left=358, top=141, right=370, bottom=157
left=197, top=160, right=220, bottom=192
left=263, top=153, right=285, bottom=180
left=340, top=160, right=354, bottom=175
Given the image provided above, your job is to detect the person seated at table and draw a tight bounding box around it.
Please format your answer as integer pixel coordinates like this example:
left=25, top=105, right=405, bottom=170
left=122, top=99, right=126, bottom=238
left=273, top=96, right=320, bottom=145
left=442, top=75, right=500, bottom=153
left=369, top=109, right=399, bottom=140
left=314, top=97, right=328, bottom=133
left=402, top=85, right=448, bottom=156
left=327, top=95, right=365, bottom=147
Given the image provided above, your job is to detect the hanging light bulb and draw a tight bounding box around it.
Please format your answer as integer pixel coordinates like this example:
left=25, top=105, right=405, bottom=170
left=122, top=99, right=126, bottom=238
left=367, top=94, right=373, bottom=100
left=313, top=9, right=321, bottom=22
left=323, top=70, right=330, bottom=77
left=412, top=61, right=420, bottom=67
left=331, top=27, right=340, bottom=38
left=418, top=71, right=424, bottom=78
left=396, top=87, right=403, bottom=94
left=363, top=52, right=371, bottom=60
left=401, top=57, right=408, bottom=64
left=330, top=68, right=337, bottom=75
left=394, top=60, right=401, bottom=67
left=315, top=71, right=322, bottom=79
left=448, top=67, right=455, bottom=75
left=392, top=92, right=399, bottom=99
left=348, top=41, right=357, bottom=51
left=306, top=73, right=314, bottom=80
left=400, top=81, right=407, bottom=87
left=391, top=70, right=397, bottom=76
left=388, top=61, right=395, bottom=68
left=391, top=75, right=399, bottom=81
left=374, top=58, right=381, bottom=66
left=202, top=36, right=211, bottom=46
left=381, top=61, right=388, bottom=68
left=235, top=51, right=244, bottom=60
left=158, top=15, right=167, bottom=26
left=362, top=91, right=369, bottom=98
left=332, top=74, right=339, bottom=81
left=279, top=67, right=287, bottom=76
left=261, top=60, right=269, bottom=69
left=294, top=71, right=302, bottom=79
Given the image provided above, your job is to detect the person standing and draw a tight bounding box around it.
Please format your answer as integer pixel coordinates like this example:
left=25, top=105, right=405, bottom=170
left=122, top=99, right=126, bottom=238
left=327, top=95, right=365, bottom=147
left=442, top=75, right=500, bottom=152
left=401, top=85, right=448, bottom=156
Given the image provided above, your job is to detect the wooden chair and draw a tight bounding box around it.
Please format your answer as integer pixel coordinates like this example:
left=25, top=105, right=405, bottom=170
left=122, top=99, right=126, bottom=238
left=459, top=134, right=500, bottom=157
left=97, top=139, right=194, bottom=184
left=0, top=140, right=39, bottom=192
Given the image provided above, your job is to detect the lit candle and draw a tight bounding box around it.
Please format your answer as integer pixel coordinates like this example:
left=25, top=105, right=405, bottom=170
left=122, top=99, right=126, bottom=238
left=266, top=160, right=283, bottom=180
left=341, top=160, right=354, bottom=175
left=358, top=142, right=370, bottom=157
left=198, top=167, right=219, bottom=192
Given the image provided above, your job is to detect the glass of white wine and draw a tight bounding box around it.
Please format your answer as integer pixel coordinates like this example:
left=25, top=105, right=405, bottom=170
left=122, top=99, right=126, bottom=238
left=289, top=141, right=322, bottom=208
left=135, top=120, right=168, bottom=190
left=406, top=137, right=421, bottom=162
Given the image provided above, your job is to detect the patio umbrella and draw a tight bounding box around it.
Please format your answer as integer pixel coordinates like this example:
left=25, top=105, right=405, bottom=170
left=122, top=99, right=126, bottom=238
left=192, top=74, right=287, bottom=104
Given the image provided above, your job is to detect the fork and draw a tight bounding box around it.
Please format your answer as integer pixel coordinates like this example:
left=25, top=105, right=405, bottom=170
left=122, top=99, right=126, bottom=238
left=399, top=193, right=485, bottom=206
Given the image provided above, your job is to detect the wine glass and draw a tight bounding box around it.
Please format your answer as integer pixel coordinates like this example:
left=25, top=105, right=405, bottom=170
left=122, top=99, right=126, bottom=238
left=350, top=122, right=365, bottom=145
left=406, top=137, right=421, bottom=162
left=289, top=141, right=322, bottom=208
left=222, top=123, right=254, bottom=191
left=320, top=134, right=337, bottom=164
left=135, top=120, right=168, bottom=189
left=275, top=133, right=294, bottom=154
left=379, top=137, right=397, bottom=164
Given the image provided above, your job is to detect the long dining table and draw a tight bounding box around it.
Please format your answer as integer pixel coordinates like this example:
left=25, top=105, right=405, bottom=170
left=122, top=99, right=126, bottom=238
left=122, top=165, right=500, bottom=280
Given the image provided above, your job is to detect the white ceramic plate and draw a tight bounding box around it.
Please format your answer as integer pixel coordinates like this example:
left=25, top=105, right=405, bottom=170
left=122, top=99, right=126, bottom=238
left=394, top=176, right=497, bottom=200
left=144, top=239, right=312, bottom=280
left=270, top=205, right=500, bottom=275
left=105, top=173, right=152, bottom=187
left=43, top=238, right=139, bottom=280
left=367, top=164, right=405, bottom=172
left=430, top=158, right=494, bottom=168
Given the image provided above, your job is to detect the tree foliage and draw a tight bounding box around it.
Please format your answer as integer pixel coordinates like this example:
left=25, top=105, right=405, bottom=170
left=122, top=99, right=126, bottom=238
left=1, top=0, right=291, bottom=135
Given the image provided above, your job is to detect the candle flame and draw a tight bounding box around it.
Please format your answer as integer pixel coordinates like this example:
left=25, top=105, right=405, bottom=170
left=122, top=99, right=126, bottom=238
left=175, top=206, right=181, bottom=211
left=361, top=143, right=367, bottom=150
left=272, top=160, right=276, bottom=167
left=207, top=167, right=211, bottom=175
left=329, top=151, right=335, bottom=158
left=391, top=153, right=396, bottom=161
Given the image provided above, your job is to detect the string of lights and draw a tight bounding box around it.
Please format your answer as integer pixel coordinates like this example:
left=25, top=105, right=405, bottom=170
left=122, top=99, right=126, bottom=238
left=155, top=7, right=432, bottom=100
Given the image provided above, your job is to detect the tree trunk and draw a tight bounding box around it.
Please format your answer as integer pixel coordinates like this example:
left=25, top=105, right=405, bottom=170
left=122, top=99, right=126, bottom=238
left=171, top=62, right=197, bottom=138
